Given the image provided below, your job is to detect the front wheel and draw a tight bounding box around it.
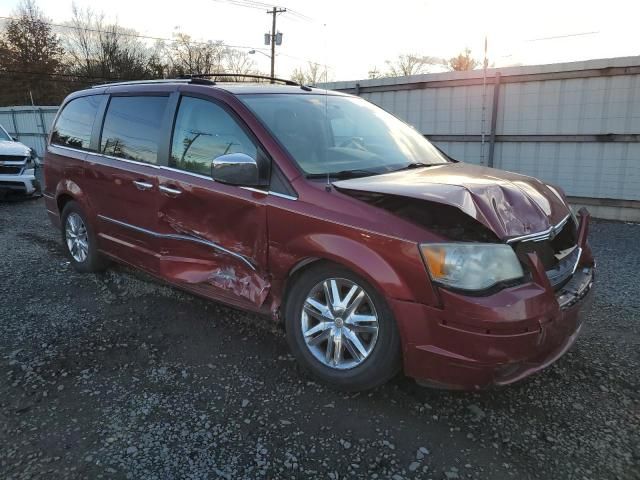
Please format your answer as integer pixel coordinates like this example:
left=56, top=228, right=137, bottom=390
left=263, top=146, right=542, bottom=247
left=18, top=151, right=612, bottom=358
left=285, top=264, right=402, bottom=391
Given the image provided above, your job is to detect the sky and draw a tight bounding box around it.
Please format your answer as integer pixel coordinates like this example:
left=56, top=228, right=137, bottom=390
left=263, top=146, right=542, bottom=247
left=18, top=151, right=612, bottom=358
left=0, top=0, right=639, bottom=81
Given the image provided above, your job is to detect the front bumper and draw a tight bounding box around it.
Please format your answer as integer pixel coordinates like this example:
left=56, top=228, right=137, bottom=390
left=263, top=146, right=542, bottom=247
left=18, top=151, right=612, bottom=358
left=394, top=207, right=595, bottom=390
left=392, top=266, right=594, bottom=389
left=0, top=170, right=39, bottom=196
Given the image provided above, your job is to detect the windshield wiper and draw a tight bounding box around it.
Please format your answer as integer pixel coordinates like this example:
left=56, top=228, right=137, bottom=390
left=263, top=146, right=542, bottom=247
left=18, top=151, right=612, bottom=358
left=391, top=162, right=438, bottom=172
left=305, top=169, right=380, bottom=180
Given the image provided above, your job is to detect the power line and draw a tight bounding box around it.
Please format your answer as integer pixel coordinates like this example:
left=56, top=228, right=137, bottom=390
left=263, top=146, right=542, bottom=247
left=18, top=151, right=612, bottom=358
left=0, top=73, right=124, bottom=85
left=526, top=31, right=600, bottom=42
left=284, top=8, right=315, bottom=23
left=210, top=0, right=316, bottom=23
left=0, top=14, right=323, bottom=67
left=2, top=69, right=130, bottom=80
left=210, top=0, right=272, bottom=11
left=0, top=15, right=268, bottom=52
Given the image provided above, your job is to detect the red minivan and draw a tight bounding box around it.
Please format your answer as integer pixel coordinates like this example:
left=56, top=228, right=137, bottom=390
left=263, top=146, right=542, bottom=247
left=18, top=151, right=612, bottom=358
left=43, top=77, right=594, bottom=391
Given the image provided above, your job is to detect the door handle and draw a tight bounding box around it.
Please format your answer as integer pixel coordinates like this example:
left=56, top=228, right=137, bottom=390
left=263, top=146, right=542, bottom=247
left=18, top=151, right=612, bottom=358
left=159, top=185, right=182, bottom=196
left=133, top=180, right=153, bottom=191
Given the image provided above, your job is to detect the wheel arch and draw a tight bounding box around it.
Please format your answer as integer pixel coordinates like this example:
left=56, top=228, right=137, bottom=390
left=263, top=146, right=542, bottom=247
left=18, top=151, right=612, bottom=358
left=278, top=234, right=418, bottom=321
left=56, top=192, right=75, bottom=213
left=54, top=179, right=94, bottom=217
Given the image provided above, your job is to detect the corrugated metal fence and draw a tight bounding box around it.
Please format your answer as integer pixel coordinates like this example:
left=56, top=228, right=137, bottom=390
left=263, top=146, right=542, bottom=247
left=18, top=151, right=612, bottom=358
left=323, top=56, right=640, bottom=221
left=1, top=58, right=638, bottom=220
left=0, top=106, right=58, bottom=160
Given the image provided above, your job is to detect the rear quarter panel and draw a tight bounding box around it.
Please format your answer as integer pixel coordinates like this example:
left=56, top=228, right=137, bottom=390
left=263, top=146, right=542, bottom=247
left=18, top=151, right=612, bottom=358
left=44, top=145, right=92, bottom=228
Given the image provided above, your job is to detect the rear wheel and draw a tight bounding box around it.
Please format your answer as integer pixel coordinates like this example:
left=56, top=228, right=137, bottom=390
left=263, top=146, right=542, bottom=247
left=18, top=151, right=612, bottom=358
left=60, top=201, right=108, bottom=273
left=285, top=264, right=401, bottom=391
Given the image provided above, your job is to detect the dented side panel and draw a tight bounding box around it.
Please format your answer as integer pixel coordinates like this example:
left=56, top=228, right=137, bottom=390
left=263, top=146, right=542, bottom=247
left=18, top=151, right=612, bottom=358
left=155, top=169, right=270, bottom=307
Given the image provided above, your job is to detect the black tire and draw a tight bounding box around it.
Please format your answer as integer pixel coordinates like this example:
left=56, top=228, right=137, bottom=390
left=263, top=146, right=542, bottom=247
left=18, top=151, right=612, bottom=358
left=285, top=263, right=402, bottom=391
left=60, top=200, right=109, bottom=273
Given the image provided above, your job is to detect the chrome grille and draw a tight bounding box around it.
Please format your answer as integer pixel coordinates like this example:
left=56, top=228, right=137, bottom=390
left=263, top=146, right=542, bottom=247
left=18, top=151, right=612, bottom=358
left=512, top=215, right=580, bottom=289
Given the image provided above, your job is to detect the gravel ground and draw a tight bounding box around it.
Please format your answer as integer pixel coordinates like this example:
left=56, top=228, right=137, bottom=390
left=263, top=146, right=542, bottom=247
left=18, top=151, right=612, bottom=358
left=0, top=198, right=638, bottom=480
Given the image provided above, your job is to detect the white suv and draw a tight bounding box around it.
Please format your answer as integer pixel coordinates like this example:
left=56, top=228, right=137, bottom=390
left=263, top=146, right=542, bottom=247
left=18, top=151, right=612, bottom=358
left=0, top=124, right=40, bottom=198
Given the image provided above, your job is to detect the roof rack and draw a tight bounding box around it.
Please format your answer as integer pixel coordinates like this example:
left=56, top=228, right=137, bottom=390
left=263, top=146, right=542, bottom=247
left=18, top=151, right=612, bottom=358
left=91, top=78, right=215, bottom=89
left=181, top=73, right=300, bottom=86
left=90, top=74, right=307, bottom=89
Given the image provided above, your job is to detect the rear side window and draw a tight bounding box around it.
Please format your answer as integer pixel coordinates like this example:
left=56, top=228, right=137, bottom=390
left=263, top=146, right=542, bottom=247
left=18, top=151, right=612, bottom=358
left=170, top=96, right=258, bottom=176
left=100, top=96, right=168, bottom=164
left=51, top=95, right=103, bottom=150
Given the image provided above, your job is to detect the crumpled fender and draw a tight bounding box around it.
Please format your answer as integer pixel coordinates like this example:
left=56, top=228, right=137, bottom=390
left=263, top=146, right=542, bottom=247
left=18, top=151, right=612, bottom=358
left=271, top=232, right=436, bottom=305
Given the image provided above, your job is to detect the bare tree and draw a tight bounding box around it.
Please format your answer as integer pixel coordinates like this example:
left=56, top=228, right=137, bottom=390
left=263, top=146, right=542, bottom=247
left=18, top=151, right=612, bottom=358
left=166, top=32, right=226, bottom=76
left=0, top=0, right=64, bottom=104
left=224, top=49, right=257, bottom=80
left=62, top=4, right=158, bottom=81
left=447, top=48, right=479, bottom=71
left=290, top=62, right=327, bottom=86
left=146, top=39, right=169, bottom=78
left=367, top=67, right=382, bottom=79
left=384, top=53, right=440, bottom=77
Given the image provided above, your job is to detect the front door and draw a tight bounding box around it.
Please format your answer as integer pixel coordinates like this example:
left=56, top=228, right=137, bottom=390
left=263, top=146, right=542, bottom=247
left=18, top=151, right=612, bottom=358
left=155, top=95, right=270, bottom=308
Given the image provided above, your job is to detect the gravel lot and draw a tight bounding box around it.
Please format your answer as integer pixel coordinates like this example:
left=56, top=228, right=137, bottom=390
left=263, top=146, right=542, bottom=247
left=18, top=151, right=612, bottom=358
left=1, top=198, right=638, bottom=480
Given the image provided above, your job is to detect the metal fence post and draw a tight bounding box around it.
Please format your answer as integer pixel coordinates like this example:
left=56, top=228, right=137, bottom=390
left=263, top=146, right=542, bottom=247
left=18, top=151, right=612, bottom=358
left=10, top=108, right=19, bottom=140
left=37, top=108, right=48, bottom=159
left=488, top=72, right=501, bottom=168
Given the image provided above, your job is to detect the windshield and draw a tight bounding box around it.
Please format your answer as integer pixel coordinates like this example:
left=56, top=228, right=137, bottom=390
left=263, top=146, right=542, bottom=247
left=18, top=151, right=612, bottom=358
left=240, top=94, right=448, bottom=176
left=0, top=126, right=11, bottom=141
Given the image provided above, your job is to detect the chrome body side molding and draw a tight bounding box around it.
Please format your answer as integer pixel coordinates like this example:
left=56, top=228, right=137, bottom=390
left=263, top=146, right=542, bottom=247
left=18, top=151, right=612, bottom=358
left=97, top=214, right=256, bottom=271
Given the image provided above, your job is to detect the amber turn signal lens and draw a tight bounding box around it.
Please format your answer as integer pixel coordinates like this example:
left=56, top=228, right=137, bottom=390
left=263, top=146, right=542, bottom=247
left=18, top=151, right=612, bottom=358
left=422, top=246, right=446, bottom=278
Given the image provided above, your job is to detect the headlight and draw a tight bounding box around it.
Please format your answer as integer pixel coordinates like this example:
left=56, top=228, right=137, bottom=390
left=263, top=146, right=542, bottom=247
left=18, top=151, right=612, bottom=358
left=420, top=243, right=524, bottom=291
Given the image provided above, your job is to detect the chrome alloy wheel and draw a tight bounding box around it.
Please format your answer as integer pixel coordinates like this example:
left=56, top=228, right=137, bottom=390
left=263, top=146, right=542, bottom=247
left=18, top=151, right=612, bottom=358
left=65, top=212, right=89, bottom=263
left=301, top=278, right=379, bottom=370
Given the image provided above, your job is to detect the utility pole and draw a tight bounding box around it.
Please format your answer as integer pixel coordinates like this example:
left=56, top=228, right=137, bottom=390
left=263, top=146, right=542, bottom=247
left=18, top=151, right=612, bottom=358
left=267, top=6, right=286, bottom=83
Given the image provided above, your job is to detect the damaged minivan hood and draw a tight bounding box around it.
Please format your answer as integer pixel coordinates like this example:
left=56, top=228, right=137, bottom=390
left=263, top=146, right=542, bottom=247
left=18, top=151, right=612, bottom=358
left=333, top=163, right=571, bottom=239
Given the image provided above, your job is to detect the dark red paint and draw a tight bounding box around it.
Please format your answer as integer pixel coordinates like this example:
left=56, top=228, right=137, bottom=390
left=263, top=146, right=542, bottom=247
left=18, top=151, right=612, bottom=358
left=43, top=82, right=595, bottom=390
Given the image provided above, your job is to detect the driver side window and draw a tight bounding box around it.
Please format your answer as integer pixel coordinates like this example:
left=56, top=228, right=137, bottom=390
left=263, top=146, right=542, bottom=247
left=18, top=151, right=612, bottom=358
left=170, top=97, right=258, bottom=176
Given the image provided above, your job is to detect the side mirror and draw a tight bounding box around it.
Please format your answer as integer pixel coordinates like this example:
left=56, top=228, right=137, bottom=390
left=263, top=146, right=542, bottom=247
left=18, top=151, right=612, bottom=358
left=211, top=152, right=264, bottom=186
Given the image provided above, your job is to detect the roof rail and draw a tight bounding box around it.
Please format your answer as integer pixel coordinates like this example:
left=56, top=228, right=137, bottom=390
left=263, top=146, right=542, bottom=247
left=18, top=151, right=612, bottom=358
left=90, top=74, right=304, bottom=89
left=181, top=73, right=300, bottom=86
left=91, top=78, right=215, bottom=89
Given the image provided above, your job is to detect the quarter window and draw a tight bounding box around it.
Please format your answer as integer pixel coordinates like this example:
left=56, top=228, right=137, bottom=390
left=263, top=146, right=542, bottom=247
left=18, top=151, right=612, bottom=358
left=51, top=95, right=103, bottom=150
left=170, top=96, right=258, bottom=176
left=100, top=96, right=168, bottom=164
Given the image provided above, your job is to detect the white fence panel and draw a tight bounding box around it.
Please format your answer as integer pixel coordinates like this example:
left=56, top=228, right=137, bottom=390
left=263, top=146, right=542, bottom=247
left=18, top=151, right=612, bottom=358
left=0, top=106, right=58, bottom=159
left=322, top=56, right=640, bottom=219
